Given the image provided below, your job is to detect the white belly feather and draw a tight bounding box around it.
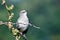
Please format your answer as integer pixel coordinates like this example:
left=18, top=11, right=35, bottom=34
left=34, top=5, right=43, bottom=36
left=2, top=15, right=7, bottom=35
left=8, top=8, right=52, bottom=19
left=17, top=16, right=29, bottom=31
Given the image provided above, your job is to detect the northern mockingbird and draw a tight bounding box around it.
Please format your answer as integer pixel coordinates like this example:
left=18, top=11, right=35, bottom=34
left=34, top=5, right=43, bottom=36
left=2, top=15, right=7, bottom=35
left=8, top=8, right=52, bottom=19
left=16, top=10, right=40, bottom=40
left=16, top=10, right=29, bottom=40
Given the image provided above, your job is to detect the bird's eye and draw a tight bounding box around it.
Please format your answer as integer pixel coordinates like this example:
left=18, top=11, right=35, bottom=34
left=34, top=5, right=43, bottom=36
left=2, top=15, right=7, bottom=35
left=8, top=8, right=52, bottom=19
left=22, top=12, right=25, bottom=13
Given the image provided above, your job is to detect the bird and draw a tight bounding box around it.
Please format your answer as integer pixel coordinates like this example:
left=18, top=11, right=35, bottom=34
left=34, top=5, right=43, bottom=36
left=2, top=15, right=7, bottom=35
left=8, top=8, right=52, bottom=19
left=16, top=10, right=29, bottom=40
left=16, top=10, right=40, bottom=40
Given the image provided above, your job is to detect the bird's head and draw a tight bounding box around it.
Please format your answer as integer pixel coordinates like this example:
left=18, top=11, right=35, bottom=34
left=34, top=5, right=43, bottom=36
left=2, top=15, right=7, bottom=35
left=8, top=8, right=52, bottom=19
left=19, top=10, right=27, bottom=16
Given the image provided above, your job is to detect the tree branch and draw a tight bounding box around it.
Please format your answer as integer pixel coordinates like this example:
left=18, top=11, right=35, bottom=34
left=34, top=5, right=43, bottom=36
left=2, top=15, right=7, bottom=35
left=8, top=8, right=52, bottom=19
left=1, top=0, right=20, bottom=40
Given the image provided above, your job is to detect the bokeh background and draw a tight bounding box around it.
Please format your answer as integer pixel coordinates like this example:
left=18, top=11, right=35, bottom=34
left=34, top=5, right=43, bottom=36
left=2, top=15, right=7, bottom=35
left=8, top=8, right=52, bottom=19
left=0, top=0, right=60, bottom=40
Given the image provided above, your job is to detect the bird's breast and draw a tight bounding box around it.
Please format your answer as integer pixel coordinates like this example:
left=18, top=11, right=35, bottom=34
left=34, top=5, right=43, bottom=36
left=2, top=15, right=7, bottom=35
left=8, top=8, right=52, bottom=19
left=18, top=16, right=29, bottom=24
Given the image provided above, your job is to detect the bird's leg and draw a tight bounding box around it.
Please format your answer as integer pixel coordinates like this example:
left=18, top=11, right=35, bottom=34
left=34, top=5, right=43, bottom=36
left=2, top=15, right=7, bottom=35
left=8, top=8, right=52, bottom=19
left=23, top=34, right=27, bottom=40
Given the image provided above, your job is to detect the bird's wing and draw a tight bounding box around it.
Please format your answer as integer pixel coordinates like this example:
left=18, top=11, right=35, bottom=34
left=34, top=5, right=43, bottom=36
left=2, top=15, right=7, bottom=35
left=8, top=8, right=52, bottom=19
left=16, top=22, right=19, bottom=28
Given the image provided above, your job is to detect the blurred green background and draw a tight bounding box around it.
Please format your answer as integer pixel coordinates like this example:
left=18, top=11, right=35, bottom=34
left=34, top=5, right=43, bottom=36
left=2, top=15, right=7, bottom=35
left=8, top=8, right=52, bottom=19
left=0, top=0, right=60, bottom=40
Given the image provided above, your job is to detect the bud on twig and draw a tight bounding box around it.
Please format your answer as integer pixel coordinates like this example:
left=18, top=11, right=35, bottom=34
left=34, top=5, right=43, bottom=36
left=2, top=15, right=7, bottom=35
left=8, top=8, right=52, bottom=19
left=6, top=5, right=14, bottom=11
left=2, top=0, right=5, bottom=5
left=9, top=13, right=14, bottom=20
left=0, top=21, right=4, bottom=25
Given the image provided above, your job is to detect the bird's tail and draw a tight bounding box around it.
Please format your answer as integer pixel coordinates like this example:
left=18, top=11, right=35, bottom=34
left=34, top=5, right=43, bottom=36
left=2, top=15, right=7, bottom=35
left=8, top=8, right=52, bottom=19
left=29, top=23, right=40, bottom=29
